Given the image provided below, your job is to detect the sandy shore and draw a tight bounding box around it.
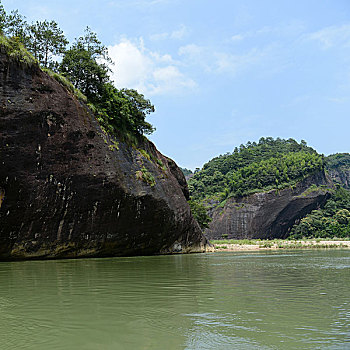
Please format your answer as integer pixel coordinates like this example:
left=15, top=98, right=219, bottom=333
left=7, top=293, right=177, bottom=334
left=213, top=240, right=350, bottom=252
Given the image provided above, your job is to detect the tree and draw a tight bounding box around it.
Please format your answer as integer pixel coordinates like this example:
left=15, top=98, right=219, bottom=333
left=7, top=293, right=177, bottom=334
left=75, top=26, right=111, bottom=62
left=0, top=3, right=7, bottom=33
left=60, top=27, right=155, bottom=138
left=3, top=9, right=28, bottom=43
left=120, top=89, right=155, bottom=135
left=27, top=20, right=68, bottom=68
left=59, top=27, right=111, bottom=100
left=188, top=200, right=212, bottom=230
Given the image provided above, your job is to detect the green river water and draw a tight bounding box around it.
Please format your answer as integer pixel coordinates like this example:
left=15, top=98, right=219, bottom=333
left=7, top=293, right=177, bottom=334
left=0, top=250, right=349, bottom=349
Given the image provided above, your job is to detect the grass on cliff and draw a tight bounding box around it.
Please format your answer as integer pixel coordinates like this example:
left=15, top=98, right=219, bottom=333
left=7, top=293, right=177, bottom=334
left=0, top=34, right=36, bottom=66
left=42, top=68, right=87, bottom=103
left=0, top=33, right=87, bottom=103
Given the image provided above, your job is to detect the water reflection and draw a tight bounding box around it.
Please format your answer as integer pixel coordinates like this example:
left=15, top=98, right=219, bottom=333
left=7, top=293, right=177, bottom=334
left=0, top=250, right=349, bottom=349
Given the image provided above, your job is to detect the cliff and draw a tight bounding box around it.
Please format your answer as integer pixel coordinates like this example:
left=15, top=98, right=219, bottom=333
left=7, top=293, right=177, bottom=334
left=326, top=153, right=350, bottom=189
left=205, top=171, right=332, bottom=240
left=0, top=52, right=210, bottom=260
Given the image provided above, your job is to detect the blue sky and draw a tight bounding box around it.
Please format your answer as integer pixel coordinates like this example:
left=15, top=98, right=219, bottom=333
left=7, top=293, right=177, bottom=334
left=2, top=0, right=350, bottom=169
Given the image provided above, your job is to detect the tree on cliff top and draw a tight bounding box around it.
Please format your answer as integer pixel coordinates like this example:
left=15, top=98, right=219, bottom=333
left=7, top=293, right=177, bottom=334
left=0, top=3, right=6, bottom=32
left=0, top=2, right=156, bottom=139
left=59, top=27, right=155, bottom=138
left=27, top=20, right=68, bottom=68
left=59, top=27, right=110, bottom=101
left=1, top=9, right=28, bottom=43
left=0, top=2, right=68, bottom=69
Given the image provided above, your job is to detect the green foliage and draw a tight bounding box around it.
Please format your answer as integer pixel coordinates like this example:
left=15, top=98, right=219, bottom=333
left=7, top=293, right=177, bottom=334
left=156, top=159, right=165, bottom=170
left=92, top=84, right=155, bottom=141
left=290, top=186, right=350, bottom=239
left=0, top=4, right=67, bottom=68
left=189, top=138, right=323, bottom=201
left=0, top=3, right=6, bottom=32
left=140, top=166, right=156, bottom=187
left=59, top=27, right=155, bottom=140
left=139, top=149, right=151, bottom=161
left=0, top=3, right=155, bottom=141
left=0, top=34, right=36, bottom=66
left=42, top=68, right=87, bottom=102
left=180, top=168, right=193, bottom=177
left=119, top=89, right=155, bottom=136
left=325, top=153, right=350, bottom=170
left=227, top=151, right=323, bottom=197
left=3, top=9, right=28, bottom=42
left=59, top=27, right=110, bottom=101
left=26, top=20, right=68, bottom=68
left=188, top=200, right=212, bottom=230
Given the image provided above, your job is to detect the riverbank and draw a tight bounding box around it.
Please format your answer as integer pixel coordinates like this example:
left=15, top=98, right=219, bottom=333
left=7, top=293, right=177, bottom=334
left=211, top=239, right=350, bottom=251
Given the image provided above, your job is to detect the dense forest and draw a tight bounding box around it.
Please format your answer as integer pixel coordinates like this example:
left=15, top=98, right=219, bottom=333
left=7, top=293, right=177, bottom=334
left=186, top=139, right=350, bottom=238
left=180, top=168, right=193, bottom=178
left=326, top=153, right=350, bottom=171
left=0, top=1, right=154, bottom=144
left=188, top=137, right=323, bottom=201
left=290, top=186, right=350, bottom=238
left=290, top=154, right=350, bottom=238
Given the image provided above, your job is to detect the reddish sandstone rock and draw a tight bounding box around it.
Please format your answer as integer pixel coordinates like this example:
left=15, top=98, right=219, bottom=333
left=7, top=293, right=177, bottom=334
left=0, top=53, right=210, bottom=260
left=205, top=171, right=331, bottom=240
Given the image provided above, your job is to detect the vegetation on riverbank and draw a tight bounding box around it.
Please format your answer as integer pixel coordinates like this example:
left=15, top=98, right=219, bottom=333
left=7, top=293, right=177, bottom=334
left=211, top=238, right=350, bottom=251
left=290, top=186, right=350, bottom=239
left=184, top=138, right=350, bottom=239
left=186, top=138, right=326, bottom=228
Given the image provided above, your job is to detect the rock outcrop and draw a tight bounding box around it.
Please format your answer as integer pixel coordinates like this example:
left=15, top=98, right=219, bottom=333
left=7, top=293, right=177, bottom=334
left=328, top=168, right=350, bottom=189
left=325, top=153, right=350, bottom=189
left=205, top=171, right=332, bottom=240
left=0, top=52, right=210, bottom=260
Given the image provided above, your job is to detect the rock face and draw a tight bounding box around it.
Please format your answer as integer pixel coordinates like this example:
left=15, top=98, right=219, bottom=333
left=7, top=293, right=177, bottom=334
left=328, top=168, right=350, bottom=189
left=0, top=53, right=210, bottom=260
left=205, top=171, right=332, bottom=240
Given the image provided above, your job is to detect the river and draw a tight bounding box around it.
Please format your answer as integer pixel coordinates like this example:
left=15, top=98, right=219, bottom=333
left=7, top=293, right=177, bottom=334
left=0, top=250, right=349, bottom=349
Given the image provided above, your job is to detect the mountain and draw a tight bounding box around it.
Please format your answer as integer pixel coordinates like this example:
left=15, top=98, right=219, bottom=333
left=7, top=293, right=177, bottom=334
left=326, top=153, right=350, bottom=189
left=0, top=40, right=210, bottom=260
left=188, top=138, right=349, bottom=239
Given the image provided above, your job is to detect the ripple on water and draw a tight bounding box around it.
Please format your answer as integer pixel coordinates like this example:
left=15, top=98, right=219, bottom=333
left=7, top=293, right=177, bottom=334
left=0, top=250, right=349, bottom=349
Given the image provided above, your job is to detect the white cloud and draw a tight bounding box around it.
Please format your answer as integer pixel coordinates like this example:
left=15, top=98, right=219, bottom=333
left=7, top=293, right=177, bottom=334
left=108, top=38, right=196, bottom=96
left=149, top=32, right=169, bottom=41
left=327, top=96, right=349, bottom=103
left=231, top=34, right=244, bottom=42
left=170, top=24, right=188, bottom=39
left=214, top=50, right=266, bottom=75
left=178, top=44, right=204, bottom=58
left=151, top=66, right=197, bottom=95
left=150, top=24, right=189, bottom=41
left=108, top=0, right=170, bottom=7
left=179, top=43, right=271, bottom=76
left=305, top=24, right=350, bottom=49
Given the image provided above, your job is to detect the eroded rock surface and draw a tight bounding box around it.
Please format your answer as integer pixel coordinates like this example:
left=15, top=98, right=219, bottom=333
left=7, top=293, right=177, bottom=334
left=0, top=53, right=210, bottom=260
left=328, top=168, right=350, bottom=189
left=205, top=171, right=332, bottom=240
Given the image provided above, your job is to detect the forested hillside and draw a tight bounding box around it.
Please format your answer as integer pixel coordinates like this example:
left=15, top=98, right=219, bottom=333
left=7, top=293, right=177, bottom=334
left=290, top=187, right=350, bottom=238
left=188, top=137, right=324, bottom=201
left=290, top=154, right=350, bottom=238
left=187, top=138, right=350, bottom=238
left=326, top=153, right=350, bottom=170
